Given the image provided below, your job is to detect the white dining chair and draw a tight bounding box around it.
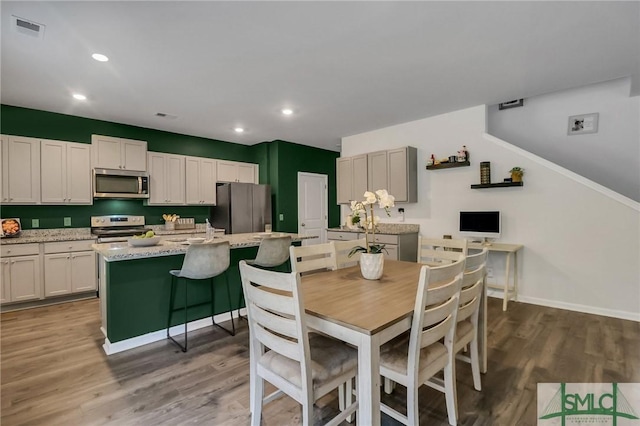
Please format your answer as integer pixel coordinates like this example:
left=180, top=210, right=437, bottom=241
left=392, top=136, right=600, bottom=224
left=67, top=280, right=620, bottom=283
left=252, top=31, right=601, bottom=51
left=239, top=261, right=358, bottom=426
left=289, top=242, right=337, bottom=274
left=379, top=254, right=465, bottom=426
left=418, top=236, right=468, bottom=265
left=452, top=248, right=488, bottom=391
left=333, top=238, right=367, bottom=269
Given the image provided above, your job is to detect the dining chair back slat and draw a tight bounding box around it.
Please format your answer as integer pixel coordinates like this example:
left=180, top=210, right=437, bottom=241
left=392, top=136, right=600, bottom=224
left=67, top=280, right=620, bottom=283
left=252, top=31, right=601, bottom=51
left=290, top=242, right=337, bottom=274
left=334, top=238, right=367, bottom=269
left=418, top=237, right=468, bottom=265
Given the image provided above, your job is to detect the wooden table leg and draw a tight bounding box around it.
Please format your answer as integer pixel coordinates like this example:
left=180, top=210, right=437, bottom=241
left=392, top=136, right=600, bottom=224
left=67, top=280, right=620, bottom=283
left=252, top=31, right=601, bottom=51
left=503, top=252, right=512, bottom=311
left=481, top=277, right=488, bottom=373
left=513, top=251, right=519, bottom=302
left=358, top=334, right=381, bottom=426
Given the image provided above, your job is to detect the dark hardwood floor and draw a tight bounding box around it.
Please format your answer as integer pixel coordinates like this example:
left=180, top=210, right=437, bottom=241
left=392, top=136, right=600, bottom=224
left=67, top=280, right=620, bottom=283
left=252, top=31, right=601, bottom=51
left=1, top=298, right=638, bottom=425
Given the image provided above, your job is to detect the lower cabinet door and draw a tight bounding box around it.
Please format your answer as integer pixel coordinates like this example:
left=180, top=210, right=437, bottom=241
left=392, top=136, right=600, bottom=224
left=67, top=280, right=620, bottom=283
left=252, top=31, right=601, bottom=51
left=44, top=254, right=71, bottom=297
left=1, top=260, right=11, bottom=303
left=71, top=251, right=97, bottom=292
left=11, top=255, right=42, bottom=301
left=383, top=245, right=399, bottom=261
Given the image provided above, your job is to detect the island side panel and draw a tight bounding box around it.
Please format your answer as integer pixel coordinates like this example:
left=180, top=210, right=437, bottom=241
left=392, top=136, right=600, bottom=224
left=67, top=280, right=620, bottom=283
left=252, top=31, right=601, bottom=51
left=105, top=246, right=259, bottom=343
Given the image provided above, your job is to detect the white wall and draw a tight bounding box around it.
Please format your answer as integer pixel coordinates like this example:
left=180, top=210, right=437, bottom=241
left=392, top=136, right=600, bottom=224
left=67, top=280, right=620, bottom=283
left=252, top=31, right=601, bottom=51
left=488, top=77, right=640, bottom=202
left=342, top=105, right=640, bottom=321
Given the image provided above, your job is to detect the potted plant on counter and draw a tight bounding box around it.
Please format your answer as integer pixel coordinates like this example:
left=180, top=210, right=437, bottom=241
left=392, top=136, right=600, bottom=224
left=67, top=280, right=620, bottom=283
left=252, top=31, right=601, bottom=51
left=347, top=189, right=395, bottom=280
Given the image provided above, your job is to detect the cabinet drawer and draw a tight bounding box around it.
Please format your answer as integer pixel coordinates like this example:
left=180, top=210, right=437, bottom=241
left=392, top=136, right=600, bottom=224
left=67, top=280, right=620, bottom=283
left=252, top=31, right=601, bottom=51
left=327, top=231, right=358, bottom=241
left=1, top=243, right=39, bottom=257
left=44, top=240, right=95, bottom=254
left=371, top=234, right=399, bottom=245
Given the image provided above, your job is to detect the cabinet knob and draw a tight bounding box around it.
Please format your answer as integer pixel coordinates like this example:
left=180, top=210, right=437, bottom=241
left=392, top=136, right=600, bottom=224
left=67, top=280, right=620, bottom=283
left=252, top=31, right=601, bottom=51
left=11, top=261, right=15, bottom=264
left=301, top=223, right=306, bottom=227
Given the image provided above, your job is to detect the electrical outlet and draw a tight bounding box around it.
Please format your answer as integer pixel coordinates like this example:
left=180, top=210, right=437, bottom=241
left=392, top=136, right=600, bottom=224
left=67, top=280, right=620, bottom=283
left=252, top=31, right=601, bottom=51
left=32, top=219, right=39, bottom=228
left=64, top=217, right=72, bottom=227
left=279, top=214, right=284, bottom=221
left=486, top=267, right=494, bottom=279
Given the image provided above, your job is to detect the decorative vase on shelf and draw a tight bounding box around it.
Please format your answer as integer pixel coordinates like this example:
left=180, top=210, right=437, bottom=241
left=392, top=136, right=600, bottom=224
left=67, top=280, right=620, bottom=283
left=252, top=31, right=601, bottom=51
left=360, top=253, right=384, bottom=280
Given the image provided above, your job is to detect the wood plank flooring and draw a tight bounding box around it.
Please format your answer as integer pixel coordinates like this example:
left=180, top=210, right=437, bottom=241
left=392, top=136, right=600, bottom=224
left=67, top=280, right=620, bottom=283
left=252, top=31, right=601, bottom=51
left=1, top=298, right=638, bottom=425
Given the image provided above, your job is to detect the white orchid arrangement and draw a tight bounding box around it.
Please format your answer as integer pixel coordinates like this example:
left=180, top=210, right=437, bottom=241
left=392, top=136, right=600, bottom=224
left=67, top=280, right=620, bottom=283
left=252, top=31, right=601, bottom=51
left=348, top=189, right=395, bottom=255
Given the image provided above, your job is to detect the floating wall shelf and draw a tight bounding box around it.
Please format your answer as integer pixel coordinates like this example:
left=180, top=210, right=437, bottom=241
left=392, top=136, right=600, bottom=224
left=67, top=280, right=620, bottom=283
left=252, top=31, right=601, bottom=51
left=426, top=161, right=470, bottom=170
left=470, top=181, right=524, bottom=189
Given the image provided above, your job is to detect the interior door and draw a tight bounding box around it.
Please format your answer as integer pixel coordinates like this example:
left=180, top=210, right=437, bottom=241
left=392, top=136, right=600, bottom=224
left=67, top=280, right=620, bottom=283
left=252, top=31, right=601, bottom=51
left=297, top=172, right=328, bottom=245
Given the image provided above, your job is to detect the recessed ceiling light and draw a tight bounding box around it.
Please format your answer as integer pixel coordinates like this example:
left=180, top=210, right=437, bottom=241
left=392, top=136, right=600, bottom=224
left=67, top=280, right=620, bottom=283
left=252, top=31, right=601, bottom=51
left=234, top=127, right=244, bottom=133
left=92, top=53, right=109, bottom=62
left=281, top=108, right=293, bottom=115
left=72, top=93, right=87, bottom=101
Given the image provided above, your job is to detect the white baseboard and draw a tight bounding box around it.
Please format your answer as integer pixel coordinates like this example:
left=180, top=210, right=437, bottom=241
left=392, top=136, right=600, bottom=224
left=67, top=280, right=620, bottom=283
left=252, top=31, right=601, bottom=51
left=102, top=309, right=245, bottom=355
left=487, top=290, right=640, bottom=322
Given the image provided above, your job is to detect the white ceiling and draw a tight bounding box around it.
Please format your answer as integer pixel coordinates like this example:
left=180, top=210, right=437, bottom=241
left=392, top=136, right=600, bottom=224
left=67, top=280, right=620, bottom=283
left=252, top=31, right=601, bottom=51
left=2, top=1, right=638, bottom=152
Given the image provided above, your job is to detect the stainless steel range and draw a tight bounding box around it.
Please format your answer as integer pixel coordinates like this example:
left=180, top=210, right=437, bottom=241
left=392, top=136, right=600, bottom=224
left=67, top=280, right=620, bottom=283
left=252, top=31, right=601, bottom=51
left=91, top=215, right=150, bottom=242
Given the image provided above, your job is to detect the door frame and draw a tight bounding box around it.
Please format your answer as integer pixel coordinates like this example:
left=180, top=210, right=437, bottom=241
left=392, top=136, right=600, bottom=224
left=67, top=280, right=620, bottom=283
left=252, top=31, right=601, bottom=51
left=297, top=172, right=329, bottom=244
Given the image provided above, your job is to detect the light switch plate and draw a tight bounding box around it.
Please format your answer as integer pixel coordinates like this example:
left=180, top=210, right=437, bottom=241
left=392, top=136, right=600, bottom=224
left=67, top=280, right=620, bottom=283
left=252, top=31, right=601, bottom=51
left=279, top=214, right=284, bottom=221
left=32, top=219, right=40, bottom=228
left=64, top=217, right=72, bottom=227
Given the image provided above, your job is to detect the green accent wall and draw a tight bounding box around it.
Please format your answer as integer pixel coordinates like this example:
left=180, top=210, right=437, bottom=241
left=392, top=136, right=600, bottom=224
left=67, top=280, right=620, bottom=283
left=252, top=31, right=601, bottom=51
left=1, top=105, right=340, bottom=231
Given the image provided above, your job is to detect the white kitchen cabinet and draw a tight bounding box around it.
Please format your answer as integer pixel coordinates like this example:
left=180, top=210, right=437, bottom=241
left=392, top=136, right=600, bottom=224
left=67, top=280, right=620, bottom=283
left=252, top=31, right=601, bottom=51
left=41, top=140, right=92, bottom=204
left=147, top=152, right=186, bottom=205
left=91, top=135, right=147, bottom=171
left=216, top=160, right=258, bottom=183
left=326, top=230, right=417, bottom=262
left=43, top=241, right=96, bottom=297
left=185, top=156, right=217, bottom=205
left=2, top=135, right=40, bottom=204
left=336, top=154, right=368, bottom=204
left=0, top=244, right=41, bottom=303
left=0, top=135, right=6, bottom=204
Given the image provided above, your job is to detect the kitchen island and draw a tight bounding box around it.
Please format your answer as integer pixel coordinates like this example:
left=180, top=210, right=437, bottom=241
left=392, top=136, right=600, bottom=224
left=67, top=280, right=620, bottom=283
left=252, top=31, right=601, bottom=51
left=93, top=232, right=312, bottom=355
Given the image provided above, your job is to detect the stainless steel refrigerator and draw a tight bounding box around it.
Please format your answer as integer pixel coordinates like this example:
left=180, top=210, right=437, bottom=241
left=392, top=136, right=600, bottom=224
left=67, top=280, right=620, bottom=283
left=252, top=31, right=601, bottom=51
left=210, top=183, right=272, bottom=234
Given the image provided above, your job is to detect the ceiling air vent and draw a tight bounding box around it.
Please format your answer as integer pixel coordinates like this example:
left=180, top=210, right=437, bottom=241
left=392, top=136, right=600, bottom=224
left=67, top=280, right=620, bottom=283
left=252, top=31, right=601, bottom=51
left=155, top=112, right=178, bottom=120
left=11, top=16, right=46, bottom=39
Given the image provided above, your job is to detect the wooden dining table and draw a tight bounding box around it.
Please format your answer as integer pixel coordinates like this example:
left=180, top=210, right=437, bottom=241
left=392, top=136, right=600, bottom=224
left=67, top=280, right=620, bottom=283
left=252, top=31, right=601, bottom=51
left=300, top=259, right=488, bottom=426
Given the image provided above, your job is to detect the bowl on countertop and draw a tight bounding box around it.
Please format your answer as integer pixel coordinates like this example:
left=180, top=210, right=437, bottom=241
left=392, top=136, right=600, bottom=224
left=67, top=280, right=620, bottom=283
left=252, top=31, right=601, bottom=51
left=128, top=236, right=161, bottom=247
left=1, top=218, right=22, bottom=238
left=187, top=237, right=205, bottom=244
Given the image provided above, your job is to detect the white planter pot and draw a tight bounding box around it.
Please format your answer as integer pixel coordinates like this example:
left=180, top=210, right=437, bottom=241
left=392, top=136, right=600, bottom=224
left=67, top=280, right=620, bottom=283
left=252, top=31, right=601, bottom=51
left=360, top=253, right=384, bottom=280
left=165, top=221, right=175, bottom=231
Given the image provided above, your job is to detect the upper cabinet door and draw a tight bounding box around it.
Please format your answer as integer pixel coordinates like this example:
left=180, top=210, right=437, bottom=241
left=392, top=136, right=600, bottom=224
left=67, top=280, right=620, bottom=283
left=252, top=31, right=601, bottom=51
left=367, top=150, right=388, bottom=193
left=336, top=157, right=353, bottom=204
left=237, top=163, right=257, bottom=183
left=216, top=160, right=238, bottom=182
left=216, top=160, right=258, bottom=183
left=351, top=154, right=368, bottom=200
left=92, top=135, right=122, bottom=169
left=387, top=146, right=417, bottom=203
left=41, top=140, right=91, bottom=205
left=0, top=136, right=7, bottom=204
left=66, top=142, right=92, bottom=204
left=92, top=135, right=147, bottom=171
left=122, top=140, right=147, bottom=171
left=6, top=136, right=40, bottom=204
left=199, top=158, right=217, bottom=204
left=148, top=152, right=185, bottom=205
left=40, top=140, right=67, bottom=204
left=166, top=154, right=186, bottom=204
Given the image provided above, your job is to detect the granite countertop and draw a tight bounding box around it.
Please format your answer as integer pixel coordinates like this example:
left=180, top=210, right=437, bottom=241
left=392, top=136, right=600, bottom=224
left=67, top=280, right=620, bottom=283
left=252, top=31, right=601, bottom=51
left=1, top=228, right=96, bottom=245
left=327, top=223, right=419, bottom=235
left=0, top=224, right=214, bottom=245
left=93, top=232, right=315, bottom=262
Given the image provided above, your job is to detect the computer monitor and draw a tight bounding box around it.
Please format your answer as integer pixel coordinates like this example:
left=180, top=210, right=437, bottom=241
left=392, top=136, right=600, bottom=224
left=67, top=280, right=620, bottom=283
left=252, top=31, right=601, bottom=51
left=459, top=211, right=501, bottom=241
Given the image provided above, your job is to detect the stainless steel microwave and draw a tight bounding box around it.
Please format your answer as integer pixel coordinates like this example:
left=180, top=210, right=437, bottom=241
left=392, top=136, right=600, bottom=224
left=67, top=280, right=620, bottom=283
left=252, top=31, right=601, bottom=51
left=93, top=168, right=149, bottom=199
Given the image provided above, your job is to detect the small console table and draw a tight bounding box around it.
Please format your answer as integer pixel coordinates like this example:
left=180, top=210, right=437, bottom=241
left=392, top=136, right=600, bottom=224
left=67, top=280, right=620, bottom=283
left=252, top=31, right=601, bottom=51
left=468, top=242, right=523, bottom=311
